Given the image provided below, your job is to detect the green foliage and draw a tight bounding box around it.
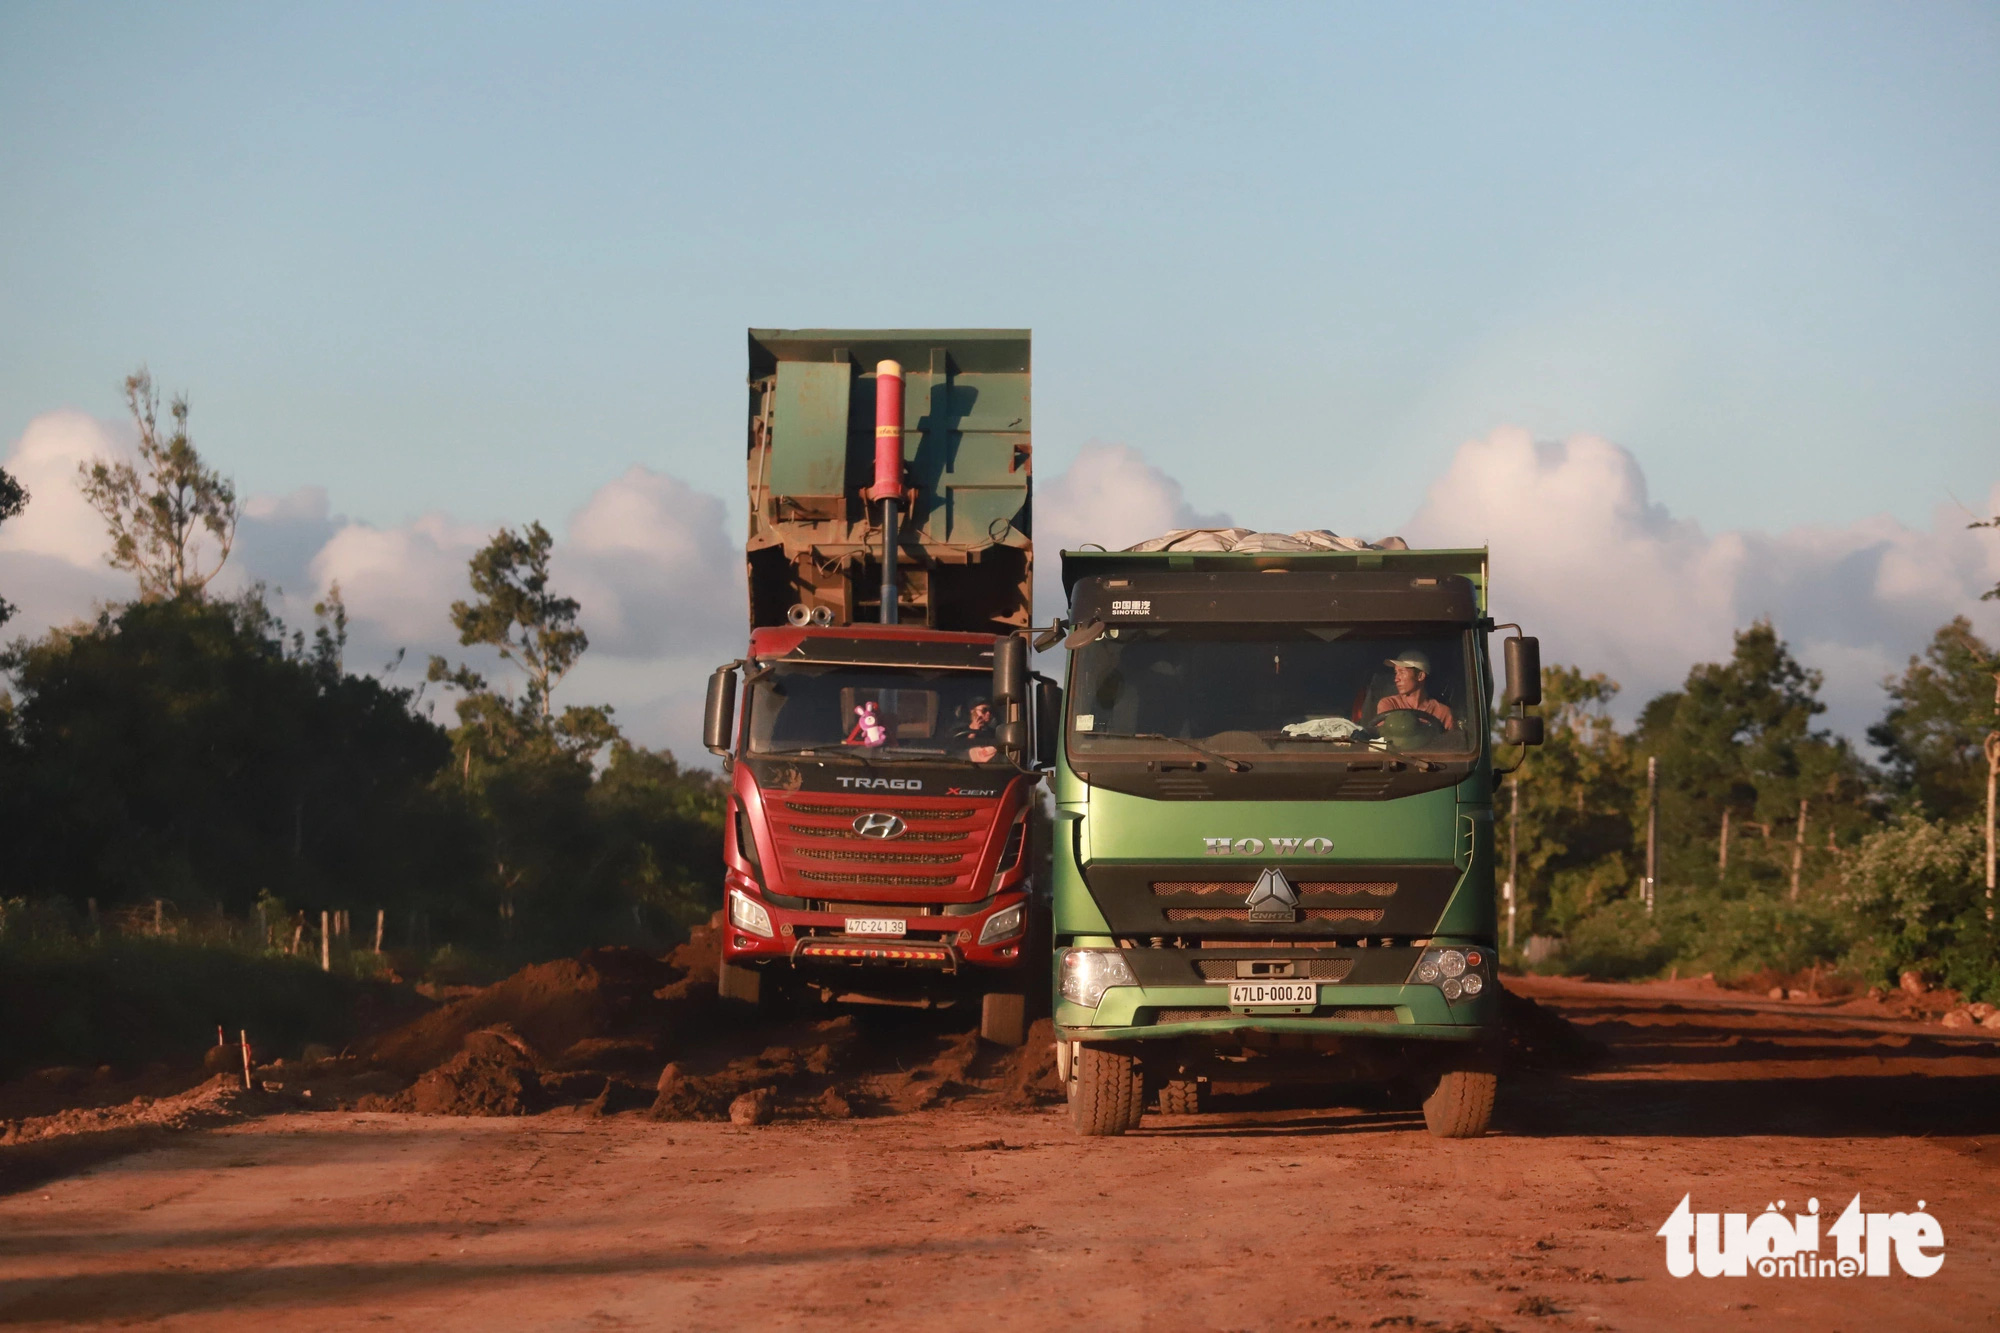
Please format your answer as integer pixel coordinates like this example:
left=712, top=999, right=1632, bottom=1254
left=1501, top=666, right=1637, bottom=935
left=428, top=521, right=613, bottom=761
left=1869, top=617, right=1999, bottom=821
left=0, top=462, right=25, bottom=628
left=1839, top=813, right=1997, bottom=1001
left=0, top=930, right=398, bottom=1079
left=76, top=369, right=240, bottom=601
left=0, top=594, right=453, bottom=916
left=1544, top=887, right=1863, bottom=984
left=1632, top=620, right=1872, bottom=895
left=1974, top=512, right=2000, bottom=603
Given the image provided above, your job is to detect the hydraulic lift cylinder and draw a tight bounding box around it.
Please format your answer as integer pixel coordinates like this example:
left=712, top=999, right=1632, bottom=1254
left=871, top=360, right=904, bottom=623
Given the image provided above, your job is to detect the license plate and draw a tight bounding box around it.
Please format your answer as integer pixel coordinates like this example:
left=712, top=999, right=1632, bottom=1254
left=845, top=917, right=907, bottom=937
left=1228, top=982, right=1317, bottom=1006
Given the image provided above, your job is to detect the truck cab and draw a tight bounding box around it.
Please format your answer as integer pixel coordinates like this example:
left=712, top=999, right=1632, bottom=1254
left=1049, top=545, right=1543, bottom=1135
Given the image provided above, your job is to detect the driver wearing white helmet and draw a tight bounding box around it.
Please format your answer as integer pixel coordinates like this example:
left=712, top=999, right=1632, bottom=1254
left=1376, top=651, right=1454, bottom=729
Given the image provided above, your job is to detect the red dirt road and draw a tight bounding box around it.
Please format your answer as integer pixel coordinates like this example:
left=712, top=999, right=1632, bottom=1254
left=2, top=977, right=1997, bottom=1331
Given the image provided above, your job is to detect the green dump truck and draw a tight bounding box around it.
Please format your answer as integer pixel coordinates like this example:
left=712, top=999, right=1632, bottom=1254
left=1047, top=540, right=1543, bottom=1137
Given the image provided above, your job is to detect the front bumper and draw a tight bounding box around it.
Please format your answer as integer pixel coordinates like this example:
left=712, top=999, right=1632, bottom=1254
left=721, top=879, right=1034, bottom=974
left=1054, top=979, right=1495, bottom=1041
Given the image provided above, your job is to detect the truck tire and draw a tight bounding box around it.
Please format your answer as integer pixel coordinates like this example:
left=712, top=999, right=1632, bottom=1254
left=1422, top=1068, right=1496, bottom=1139
left=980, top=991, right=1027, bottom=1047
left=717, top=960, right=762, bottom=1006
left=1068, top=1045, right=1141, bottom=1137
left=1157, top=1076, right=1204, bottom=1116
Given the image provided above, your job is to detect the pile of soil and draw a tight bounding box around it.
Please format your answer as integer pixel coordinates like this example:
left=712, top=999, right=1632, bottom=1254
left=0, top=1073, right=270, bottom=1148
left=1498, top=986, right=1610, bottom=1071
left=350, top=914, right=1063, bottom=1121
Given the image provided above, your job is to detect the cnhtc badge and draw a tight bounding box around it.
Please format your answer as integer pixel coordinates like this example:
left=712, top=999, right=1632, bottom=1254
left=1245, top=867, right=1299, bottom=923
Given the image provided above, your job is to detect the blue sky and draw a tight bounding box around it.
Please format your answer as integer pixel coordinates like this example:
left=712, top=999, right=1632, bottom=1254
left=4, top=3, right=1999, bottom=758
left=5, top=2, right=1996, bottom=543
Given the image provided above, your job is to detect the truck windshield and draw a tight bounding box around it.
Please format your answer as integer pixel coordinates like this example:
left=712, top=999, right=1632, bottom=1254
left=1067, top=626, right=1479, bottom=757
left=745, top=663, right=1004, bottom=762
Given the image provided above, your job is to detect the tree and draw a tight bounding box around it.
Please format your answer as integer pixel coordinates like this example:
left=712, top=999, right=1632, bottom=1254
left=0, top=464, right=25, bottom=627
left=427, top=521, right=615, bottom=762
left=1502, top=665, right=1638, bottom=932
left=1633, top=621, right=1869, bottom=895
left=1842, top=813, right=1996, bottom=1001
left=77, top=369, right=239, bottom=601
left=1869, top=618, right=1999, bottom=822
left=0, top=594, right=453, bottom=914
left=1974, top=512, right=2000, bottom=603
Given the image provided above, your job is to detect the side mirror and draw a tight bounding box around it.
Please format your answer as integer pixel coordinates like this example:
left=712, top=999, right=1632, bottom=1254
left=993, top=634, right=1027, bottom=707
left=1503, top=715, right=1545, bottom=747
left=1032, top=675, right=1062, bottom=770
left=703, top=664, right=738, bottom=755
left=1503, top=636, right=1542, bottom=707
left=993, top=635, right=1029, bottom=757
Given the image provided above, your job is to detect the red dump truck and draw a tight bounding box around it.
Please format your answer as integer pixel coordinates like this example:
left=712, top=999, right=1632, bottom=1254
left=701, top=330, right=1055, bottom=1045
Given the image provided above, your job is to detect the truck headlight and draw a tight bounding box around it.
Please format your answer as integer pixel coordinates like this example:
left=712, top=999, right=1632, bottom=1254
left=1060, top=949, right=1136, bottom=1009
left=1410, top=947, right=1487, bottom=1000
left=728, top=889, right=773, bottom=939
left=978, top=902, right=1025, bottom=945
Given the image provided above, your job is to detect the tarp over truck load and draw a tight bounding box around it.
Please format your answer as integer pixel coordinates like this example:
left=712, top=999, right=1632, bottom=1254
left=745, top=329, right=1032, bottom=635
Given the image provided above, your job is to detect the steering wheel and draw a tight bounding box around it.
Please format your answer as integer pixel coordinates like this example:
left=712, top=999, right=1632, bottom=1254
left=1373, top=707, right=1447, bottom=749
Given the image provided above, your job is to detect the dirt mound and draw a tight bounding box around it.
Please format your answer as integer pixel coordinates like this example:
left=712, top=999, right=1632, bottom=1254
left=405, top=1026, right=546, bottom=1116
left=0, top=1073, right=267, bottom=1148
left=362, top=946, right=680, bottom=1078
left=350, top=912, right=1061, bottom=1121
left=1500, top=985, right=1610, bottom=1070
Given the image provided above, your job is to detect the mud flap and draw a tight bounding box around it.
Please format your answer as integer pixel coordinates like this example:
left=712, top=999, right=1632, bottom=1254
left=979, top=991, right=1027, bottom=1047
left=717, top=959, right=762, bottom=1005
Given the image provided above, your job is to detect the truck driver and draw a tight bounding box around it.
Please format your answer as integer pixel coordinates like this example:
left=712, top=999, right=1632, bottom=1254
left=954, top=699, right=999, bottom=763
left=1376, top=651, right=1455, bottom=729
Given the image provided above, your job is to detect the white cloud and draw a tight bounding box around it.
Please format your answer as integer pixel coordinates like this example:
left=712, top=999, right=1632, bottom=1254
left=1403, top=426, right=2000, bottom=739
left=1033, top=441, right=1232, bottom=619
left=0, top=411, right=129, bottom=626
left=558, top=465, right=742, bottom=660
left=8, top=409, right=1996, bottom=758
left=308, top=511, right=486, bottom=648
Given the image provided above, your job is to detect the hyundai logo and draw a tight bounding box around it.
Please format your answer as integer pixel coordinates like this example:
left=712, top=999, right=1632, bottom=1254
left=853, top=812, right=906, bottom=840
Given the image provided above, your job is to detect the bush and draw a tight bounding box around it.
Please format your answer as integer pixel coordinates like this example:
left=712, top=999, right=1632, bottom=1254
left=0, top=933, right=410, bottom=1079
left=1840, top=813, right=1998, bottom=1002
left=1541, top=896, right=1675, bottom=979
left=1534, top=880, right=1864, bottom=986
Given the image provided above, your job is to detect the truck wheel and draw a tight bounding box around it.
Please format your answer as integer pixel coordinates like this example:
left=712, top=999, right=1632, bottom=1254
left=717, top=960, right=762, bottom=1006
left=1068, top=1045, right=1141, bottom=1137
left=1422, top=1068, right=1496, bottom=1139
left=1157, top=1076, right=1204, bottom=1116
left=980, top=991, right=1027, bottom=1047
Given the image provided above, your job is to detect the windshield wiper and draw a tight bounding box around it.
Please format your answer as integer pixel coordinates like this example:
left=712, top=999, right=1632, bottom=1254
left=1089, top=732, right=1253, bottom=773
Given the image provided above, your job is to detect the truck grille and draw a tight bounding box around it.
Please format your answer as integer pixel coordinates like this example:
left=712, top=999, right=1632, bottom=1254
left=1164, top=908, right=1385, bottom=924
left=795, top=870, right=956, bottom=888
left=792, top=847, right=965, bottom=865
left=1153, top=881, right=1395, bottom=897
left=1194, top=958, right=1354, bottom=981
left=783, top=801, right=973, bottom=821
left=787, top=824, right=968, bottom=843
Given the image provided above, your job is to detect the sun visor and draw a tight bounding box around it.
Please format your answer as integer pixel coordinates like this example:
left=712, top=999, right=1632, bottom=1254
left=1068, top=570, right=1480, bottom=626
